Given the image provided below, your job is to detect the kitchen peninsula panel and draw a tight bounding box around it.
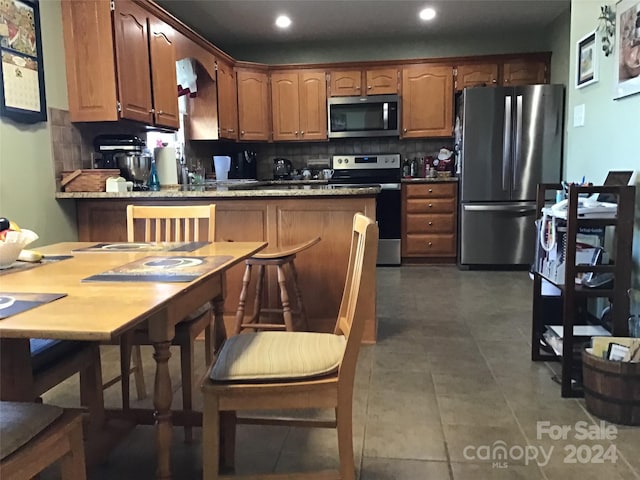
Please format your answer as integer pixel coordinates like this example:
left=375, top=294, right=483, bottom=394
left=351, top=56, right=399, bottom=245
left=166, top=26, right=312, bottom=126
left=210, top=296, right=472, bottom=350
left=61, top=191, right=378, bottom=343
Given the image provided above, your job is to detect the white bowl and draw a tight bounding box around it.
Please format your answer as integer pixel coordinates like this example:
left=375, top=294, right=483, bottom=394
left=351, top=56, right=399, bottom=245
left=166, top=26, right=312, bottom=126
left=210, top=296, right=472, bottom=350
left=0, top=229, right=38, bottom=269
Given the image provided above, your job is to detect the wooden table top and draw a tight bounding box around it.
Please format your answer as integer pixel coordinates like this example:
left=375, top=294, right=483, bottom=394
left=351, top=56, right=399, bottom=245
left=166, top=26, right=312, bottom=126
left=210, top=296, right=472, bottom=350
left=0, top=241, right=266, bottom=341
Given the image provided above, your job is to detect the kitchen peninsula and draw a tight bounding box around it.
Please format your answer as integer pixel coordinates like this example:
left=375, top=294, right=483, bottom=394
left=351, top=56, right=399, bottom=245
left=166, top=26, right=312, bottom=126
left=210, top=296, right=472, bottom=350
left=56, top=184, right=379, bottom=342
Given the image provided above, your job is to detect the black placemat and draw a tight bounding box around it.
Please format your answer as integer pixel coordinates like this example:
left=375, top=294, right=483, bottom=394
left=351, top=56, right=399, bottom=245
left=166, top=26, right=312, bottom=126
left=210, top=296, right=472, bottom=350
left=73, top=242, right=210, bottom=253
left=0, top=292, right=67, bottom=319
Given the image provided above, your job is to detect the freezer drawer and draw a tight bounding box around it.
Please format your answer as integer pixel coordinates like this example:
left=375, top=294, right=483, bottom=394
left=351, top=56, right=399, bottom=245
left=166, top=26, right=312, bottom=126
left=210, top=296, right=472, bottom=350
left=459, top=202, right=537, bottom=265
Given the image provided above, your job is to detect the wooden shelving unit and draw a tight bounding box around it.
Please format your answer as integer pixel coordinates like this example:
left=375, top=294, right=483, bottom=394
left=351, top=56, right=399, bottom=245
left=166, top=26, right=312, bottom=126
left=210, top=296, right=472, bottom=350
left=530, top=183, right=636, bottom=397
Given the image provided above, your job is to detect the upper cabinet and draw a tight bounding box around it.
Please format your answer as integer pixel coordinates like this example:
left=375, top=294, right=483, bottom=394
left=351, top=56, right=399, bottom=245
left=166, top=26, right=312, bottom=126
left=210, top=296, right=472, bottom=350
left=329, top=67, right=399, bottom=96
left=455, top=63, right=499, bottom=90
left=216, top=60, right=238, bottom=140
left=61, top=0, right=179, bottom=129
left=455, top=57, right=549, bottom=91
left=502, top=59, right=547, bottom=86
left=236, top=69, right=270, bottom=141
left=271, top=70, right=327, bottom=141
left=401, top=65, right=454, bottom=138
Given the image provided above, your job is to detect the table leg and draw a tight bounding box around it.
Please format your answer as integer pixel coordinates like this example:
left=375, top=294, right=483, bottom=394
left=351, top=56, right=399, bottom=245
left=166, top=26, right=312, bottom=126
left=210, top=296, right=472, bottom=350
left=152, top=340, right=173, bottom=480
left=0, top=338, right=33, bottom=401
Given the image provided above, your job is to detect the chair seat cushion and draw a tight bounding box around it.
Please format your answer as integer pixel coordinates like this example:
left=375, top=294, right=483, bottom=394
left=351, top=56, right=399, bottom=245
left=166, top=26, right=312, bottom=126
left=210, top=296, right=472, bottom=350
left=30, top=339, right=84, bottom=374
left=0, top=401, right=63, bottom=460
left=210, top=331, right=346, bottom=382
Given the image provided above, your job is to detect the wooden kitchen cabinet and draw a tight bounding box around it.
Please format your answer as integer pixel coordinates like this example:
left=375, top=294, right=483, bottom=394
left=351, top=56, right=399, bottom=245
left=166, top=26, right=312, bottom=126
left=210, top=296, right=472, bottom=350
left=61, top=0, right=178, bottom=128
left=455, top=63, right=499, bottom=90
left=502, top=59, right=547, bottom=85
left=402, top=182, right=458, bottom=262
left=271, top=70, right=327, bottom=141
left=217, top=60, right=238, bottom=140
left=329, top=67, right=399, bottom=96
left=401, top=65, right=454, bottom=138
left=236, top=69, right=270, bottom=141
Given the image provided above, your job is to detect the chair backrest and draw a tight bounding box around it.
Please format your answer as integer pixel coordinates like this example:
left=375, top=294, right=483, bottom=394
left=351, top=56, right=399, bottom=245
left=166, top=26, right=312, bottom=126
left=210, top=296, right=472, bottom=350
left=334, top=213, right=378, bottom=382
left=126, top=205, right=216, bottom=242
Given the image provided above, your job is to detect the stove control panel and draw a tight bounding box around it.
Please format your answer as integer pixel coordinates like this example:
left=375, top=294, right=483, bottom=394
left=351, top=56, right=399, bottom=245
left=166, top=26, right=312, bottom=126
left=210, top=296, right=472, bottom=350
left=332, top=154, right=400, bottom=170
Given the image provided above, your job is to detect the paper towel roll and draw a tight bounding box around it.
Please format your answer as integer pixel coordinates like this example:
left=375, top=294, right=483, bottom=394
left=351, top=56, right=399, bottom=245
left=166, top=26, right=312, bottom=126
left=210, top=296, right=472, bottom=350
left=154, top=147, right=178, bottom=186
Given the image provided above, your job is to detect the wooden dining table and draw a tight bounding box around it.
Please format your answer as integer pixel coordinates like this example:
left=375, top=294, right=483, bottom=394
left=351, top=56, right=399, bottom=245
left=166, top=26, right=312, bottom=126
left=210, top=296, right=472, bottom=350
left=0, top=241, right=266, bottom=480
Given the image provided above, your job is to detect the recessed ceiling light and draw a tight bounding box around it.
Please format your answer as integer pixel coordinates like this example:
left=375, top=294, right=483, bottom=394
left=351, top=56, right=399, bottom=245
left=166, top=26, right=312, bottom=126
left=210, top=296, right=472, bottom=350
left=419, top=7, right=436, bottom=21
left=275, top=15, right=292, bottom=29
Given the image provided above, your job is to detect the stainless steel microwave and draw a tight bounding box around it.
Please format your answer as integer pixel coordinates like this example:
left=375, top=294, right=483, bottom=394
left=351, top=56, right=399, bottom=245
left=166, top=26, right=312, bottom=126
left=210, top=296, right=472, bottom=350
left=328, top=95, right=400, bottom=138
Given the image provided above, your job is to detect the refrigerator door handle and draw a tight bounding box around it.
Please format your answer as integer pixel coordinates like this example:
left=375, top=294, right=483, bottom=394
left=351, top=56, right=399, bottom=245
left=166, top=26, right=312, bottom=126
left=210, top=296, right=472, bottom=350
left=502, top=96, right=512, bottom=192
left=463, top=204, right=537, bottom=214
left=513, top=95, right=523, bottom=192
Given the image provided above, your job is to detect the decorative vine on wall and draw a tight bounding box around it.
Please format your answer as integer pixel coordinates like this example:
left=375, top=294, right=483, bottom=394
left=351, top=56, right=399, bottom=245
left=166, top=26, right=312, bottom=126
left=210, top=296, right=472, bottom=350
left=597, top=5, right=616, bottom=56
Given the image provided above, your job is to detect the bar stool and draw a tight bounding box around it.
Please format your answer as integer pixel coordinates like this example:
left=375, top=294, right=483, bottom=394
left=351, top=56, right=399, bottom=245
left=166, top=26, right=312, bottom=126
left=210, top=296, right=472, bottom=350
left=234, top=237, right=321, bottom=334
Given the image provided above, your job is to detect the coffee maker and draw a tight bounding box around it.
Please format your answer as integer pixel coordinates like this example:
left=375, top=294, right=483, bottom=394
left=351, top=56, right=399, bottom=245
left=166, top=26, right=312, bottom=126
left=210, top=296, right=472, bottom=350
left=229, top=150, right=257, bottom=179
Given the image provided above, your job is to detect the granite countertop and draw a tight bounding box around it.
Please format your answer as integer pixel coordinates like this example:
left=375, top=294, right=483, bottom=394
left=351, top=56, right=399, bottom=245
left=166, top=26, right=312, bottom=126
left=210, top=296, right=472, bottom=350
left=401, top=177, right=459, bottom=183
left=56, top=181, right=380, bottom=199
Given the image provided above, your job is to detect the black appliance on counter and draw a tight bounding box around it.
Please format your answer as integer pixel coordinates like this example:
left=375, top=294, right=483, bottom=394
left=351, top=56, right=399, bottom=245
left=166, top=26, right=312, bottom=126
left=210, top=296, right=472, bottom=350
left=273, top=157, right=293, bottom=180
left=93, top=134, right=145, bottom=169
left=230, top=150, right=258, bottom=179
left=330, top=153, right=401, bottom=265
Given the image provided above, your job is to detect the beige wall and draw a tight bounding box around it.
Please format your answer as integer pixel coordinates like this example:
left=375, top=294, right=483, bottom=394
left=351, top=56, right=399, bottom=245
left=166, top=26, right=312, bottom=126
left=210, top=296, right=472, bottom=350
left=567, top=0, right=640, bottom=286
left=0, top=0, right=76, bottom=246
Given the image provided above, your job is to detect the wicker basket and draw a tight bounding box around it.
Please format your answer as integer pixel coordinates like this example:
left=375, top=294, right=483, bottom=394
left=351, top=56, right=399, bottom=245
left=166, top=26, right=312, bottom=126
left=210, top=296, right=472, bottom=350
left=582, top=349, right=640, bottom=425
left=61, top=169, right=120, bottom=192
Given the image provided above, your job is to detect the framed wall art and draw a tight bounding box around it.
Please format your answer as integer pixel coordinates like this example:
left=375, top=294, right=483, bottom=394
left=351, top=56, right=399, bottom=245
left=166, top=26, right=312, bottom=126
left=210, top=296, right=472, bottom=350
left=0, top=0, right=47, bottom=123
left=614, top=0, right=640, bottom=99
left=576, top=30, right=599, bottom=88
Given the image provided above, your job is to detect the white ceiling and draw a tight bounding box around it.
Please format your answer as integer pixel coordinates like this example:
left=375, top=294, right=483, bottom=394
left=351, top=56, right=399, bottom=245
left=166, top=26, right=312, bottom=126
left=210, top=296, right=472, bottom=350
left=156, top=0, right=570, bottom=51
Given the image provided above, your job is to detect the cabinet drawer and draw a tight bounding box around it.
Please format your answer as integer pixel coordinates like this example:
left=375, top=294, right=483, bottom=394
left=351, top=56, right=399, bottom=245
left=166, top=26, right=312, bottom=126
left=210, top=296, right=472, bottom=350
left=406, top=197, right=456, bottom=214
left=404, top=234, right=456, bottom=256
left=406, top=213, right=455, bottom=234
left=405, top=182, right=457, bottom=199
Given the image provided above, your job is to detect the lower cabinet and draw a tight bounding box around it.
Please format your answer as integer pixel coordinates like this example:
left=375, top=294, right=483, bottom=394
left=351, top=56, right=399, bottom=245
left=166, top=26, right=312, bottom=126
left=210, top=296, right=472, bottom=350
left=402, top=182, right=458, bottom=262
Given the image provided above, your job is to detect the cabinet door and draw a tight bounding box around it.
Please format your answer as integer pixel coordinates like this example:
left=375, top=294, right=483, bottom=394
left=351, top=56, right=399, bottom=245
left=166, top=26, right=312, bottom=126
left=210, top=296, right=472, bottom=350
left=502, top=60, right=547, bottom=86
left=456, top=63, right=498, bottom=90
left=298, top=71, right=327, bottom=141
left=401, top=65, right=453, bottom=138
left=271, top=72, right=300, bottom=141
left=148, top=16, right=179, bottom=129
left=236, top=70, right=270, bottom=141
left=61, top=0, right=118, bottom=122
left=366, top=68, right=398, bottom=95
left=329, top=70, right=362, bottom=96
left=217, top=60, right=238, bottom=140
left=113, top=0, right=153, bottom=124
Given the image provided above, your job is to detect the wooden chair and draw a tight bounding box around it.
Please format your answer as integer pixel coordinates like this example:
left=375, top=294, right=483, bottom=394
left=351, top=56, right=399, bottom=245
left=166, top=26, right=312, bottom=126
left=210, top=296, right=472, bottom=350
left=111, top=204, right=216, bottom=442
left=0, top=402, right=87, bottom=480
left=201, top=213, right=378, bottom=479
left=233, top=236, right=321, bottom=334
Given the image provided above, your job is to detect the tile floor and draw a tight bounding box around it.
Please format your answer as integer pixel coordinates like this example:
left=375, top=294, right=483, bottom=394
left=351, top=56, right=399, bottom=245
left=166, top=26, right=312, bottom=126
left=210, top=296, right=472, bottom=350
left=42, top=266, right=640, bottom=479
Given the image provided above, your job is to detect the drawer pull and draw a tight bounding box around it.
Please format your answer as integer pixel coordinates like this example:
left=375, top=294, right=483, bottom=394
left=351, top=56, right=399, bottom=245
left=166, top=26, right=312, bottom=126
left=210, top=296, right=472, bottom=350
left=428, top=221, right=433, bottom=226
left=429, top=188, right=433, bottom=193
left=428, top=242, right=433, bottom=247
left=428, top=203, right=433, bottom=208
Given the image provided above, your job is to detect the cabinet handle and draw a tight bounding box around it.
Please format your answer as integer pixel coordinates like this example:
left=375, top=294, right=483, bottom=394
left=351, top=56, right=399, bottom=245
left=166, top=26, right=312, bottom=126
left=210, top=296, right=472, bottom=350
left=241, top=130, right=245, bottom=136
left=300, top=131, right=305, bottom=135
left=492, top=79, right=497, bottom=84
left=428, top=203, right=433, bottom=208
left=428, top=242, right=433, bottom=247
left=403, top=128, right=407, bottom=133
left=228, top=128, right=235, bottom=133
left=149, top=108, right=155, bottom=113
left=368, top=85, right=372, bottom=90
left=428, top=221, right=433, bottom=226
left=157, top=110, right=164, bottom=115
left=428, top=188, right=433, bottom=193
left=295, top=131, right=299, bottom=136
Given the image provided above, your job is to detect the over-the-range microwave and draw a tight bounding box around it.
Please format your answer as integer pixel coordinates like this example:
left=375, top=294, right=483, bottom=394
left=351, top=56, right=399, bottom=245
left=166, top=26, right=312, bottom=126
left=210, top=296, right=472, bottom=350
left=327, top=95, right=400, bottom=138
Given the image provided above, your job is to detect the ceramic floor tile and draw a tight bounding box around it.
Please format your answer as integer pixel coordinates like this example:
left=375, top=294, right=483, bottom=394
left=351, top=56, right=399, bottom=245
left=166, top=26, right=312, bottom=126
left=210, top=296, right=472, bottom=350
left=443, top=424, right=528, bottom=464
left=364, top=417, right=447, bottom=461
left=360, top=457, right=451, bottom=479
left=450, top=462, right=544, bottom=479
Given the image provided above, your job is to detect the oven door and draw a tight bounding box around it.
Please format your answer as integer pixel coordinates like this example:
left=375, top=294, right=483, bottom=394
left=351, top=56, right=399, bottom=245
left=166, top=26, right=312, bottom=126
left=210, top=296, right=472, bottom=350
left=376, top=184, right=401, bottom=266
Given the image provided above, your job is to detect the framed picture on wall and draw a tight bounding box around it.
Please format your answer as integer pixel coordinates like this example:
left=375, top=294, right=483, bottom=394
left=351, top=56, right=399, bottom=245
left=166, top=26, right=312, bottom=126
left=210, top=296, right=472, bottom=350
left=614, top=0, right=640, bottom=99
left=576, top=30, right=599, bottom=88
left=0, top=0, right=47, bottom=123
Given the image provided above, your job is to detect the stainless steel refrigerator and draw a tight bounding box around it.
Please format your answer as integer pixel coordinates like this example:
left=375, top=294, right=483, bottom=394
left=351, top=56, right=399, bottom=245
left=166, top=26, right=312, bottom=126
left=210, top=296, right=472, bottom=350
left=457, top=85, right=564, bottom=267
